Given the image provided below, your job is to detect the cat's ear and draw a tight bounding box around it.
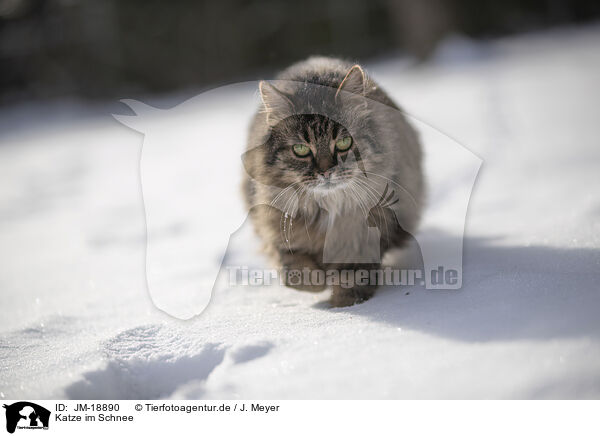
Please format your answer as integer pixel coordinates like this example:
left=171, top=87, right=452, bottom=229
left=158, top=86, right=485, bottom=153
left=259, top=81, right=294, bottom=125
left=336, top=65, right=366, bottom=100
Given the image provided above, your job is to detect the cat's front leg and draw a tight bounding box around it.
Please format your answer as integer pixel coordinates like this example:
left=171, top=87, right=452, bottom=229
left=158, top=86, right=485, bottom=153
left=327, top=263, right=380, bottom=307
left=279, top=251, right=327, bottom=293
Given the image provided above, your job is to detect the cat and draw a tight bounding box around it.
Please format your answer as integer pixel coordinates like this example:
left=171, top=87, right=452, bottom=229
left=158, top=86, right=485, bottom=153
left=242, top=56, right=424, bottom=306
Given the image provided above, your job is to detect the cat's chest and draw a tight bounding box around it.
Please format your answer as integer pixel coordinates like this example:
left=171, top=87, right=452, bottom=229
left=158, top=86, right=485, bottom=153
left=290, top=209, right=374, bottom=256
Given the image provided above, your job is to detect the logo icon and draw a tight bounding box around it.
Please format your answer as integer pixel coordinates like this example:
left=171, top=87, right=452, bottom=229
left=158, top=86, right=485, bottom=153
left=3, top=402, right=50, bottom=433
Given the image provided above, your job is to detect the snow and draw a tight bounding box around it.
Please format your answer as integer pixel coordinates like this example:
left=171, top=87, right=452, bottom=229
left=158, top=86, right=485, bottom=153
left=1, top=24, right=600, bottom=399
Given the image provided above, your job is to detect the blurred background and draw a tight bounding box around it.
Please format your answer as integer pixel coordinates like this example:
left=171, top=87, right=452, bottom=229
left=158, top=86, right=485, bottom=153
left=1, top=0, right=600, bottom=105
left=2, top=0, right=600, bottom=400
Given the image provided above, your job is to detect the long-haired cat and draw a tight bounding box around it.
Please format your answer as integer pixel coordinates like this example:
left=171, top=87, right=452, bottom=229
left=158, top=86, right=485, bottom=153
left=242, top=56, right=424, bottom=306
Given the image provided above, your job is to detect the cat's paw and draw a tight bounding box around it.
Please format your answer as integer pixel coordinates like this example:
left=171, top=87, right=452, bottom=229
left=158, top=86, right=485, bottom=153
left=281, top=253, right=327, bottom=292
left=281, top=254, right=327, bottom=293
left=283, top=268, right=327, bottom=293
left=330, top=284, right=376, bottom=307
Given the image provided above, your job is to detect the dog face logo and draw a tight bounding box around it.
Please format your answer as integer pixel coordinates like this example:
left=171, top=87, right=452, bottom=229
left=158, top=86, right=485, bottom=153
left=3, top=402, right=50, bottom=433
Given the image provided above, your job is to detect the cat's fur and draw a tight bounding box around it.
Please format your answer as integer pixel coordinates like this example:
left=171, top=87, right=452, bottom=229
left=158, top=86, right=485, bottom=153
left=242, top=56, right=424, bottom=306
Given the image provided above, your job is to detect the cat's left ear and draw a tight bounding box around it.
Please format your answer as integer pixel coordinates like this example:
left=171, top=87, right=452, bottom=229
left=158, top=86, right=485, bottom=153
left=259, top=81, right=294, bottom=126
left=336, top=65, right=366, bottom=100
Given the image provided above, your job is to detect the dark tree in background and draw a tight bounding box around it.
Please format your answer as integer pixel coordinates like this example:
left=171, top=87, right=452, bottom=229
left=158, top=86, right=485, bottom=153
left=1, top=0, right=599, bottom=104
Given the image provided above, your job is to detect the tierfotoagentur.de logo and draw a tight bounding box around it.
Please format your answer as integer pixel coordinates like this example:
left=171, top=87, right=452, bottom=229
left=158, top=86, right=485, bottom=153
left=2, top=402, right=50, bottom=433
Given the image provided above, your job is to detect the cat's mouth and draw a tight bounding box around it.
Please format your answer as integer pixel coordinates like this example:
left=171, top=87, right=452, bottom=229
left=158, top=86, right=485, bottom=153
left=309, top=177, right=350, bottom=195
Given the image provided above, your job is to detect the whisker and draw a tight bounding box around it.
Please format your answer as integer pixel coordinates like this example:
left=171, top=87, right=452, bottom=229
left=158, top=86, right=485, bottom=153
left=353, top=177, right=392, bottom=237
left=360, top=171, right=420, bottom=209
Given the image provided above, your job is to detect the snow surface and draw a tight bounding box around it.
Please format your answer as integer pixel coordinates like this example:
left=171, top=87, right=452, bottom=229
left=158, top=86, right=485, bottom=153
left=1, top=25, right=599, bottom=399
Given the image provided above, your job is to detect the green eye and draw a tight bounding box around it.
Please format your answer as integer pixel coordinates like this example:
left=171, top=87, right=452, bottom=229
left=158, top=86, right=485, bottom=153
left=335, top=136, right=353, bottom=151
left=292, top=143, right=311, bottom=157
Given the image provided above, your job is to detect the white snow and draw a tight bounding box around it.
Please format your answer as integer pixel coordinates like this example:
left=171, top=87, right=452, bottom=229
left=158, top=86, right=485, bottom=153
left=1, top=24, right=600, bottom=399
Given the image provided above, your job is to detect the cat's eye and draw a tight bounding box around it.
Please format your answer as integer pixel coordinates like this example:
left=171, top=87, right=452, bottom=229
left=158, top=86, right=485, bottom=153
left=335, top=136, right=353, bottom=152
left=292, top=143, right=311, bottom=157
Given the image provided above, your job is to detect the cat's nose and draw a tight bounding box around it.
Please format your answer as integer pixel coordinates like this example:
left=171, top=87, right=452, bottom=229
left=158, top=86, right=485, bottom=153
left=320, top=170, right=332, bottom=179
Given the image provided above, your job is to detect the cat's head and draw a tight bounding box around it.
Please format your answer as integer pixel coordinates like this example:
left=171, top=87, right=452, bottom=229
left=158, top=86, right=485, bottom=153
left=247, top=65, right=377, bottom=200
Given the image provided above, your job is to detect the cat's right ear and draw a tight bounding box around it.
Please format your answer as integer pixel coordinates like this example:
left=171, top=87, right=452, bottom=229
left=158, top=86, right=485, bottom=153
left=335, top=65, right=366, bottom=99
left=259, top=81, right=294, bottom=126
